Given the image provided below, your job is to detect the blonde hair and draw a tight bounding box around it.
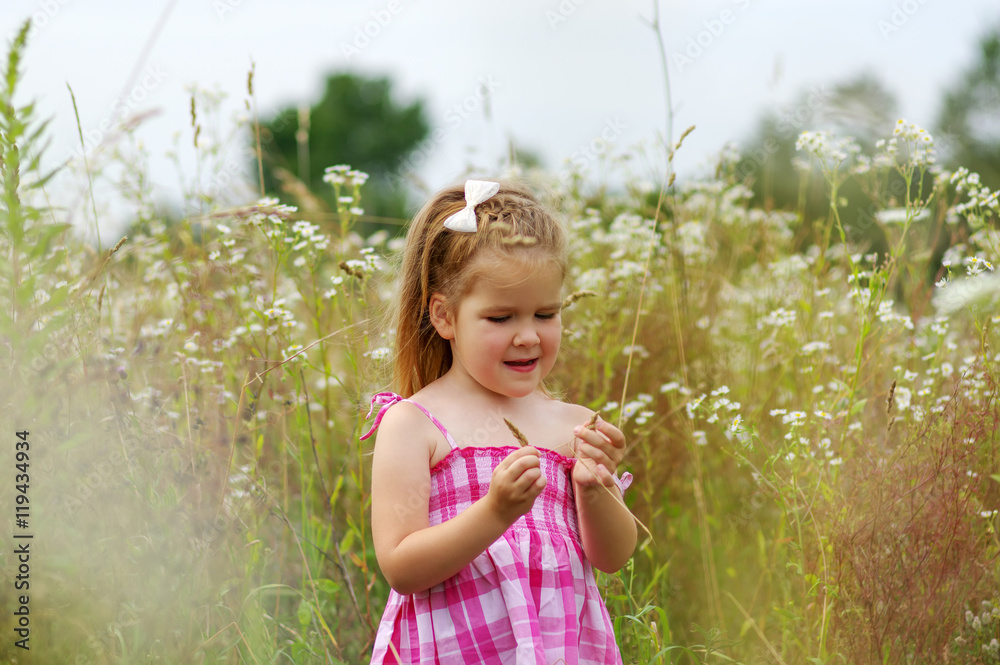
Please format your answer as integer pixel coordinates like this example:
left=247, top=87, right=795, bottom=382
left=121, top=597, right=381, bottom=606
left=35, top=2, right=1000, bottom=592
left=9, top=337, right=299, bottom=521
left=392, top=180, right=567, bottom=397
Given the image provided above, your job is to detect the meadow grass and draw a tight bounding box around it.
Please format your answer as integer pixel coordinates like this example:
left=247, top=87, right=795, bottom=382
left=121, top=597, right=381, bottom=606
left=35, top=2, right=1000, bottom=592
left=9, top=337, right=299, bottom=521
left=2, top=22, right=999, bottom=664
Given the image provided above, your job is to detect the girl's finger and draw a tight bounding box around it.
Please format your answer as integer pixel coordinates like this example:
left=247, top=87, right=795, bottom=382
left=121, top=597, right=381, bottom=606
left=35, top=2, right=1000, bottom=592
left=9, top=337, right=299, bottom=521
left=498, top=446, right=540, bottom=469
left=591, top=419, right=626, bottom=448
left=574, top=428, right=615, bottom=457
left=508, top=454, right=541, bottom=477
left=576, top=442, right=614, bottom=469
left=519, top=467, right=545, bottom=491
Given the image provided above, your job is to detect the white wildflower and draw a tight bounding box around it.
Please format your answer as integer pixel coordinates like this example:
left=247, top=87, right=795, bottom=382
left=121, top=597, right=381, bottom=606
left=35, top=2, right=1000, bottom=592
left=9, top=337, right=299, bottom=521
left=782, top=411, right=807, bottom=425
left=367, top=347, right=392, bottom=362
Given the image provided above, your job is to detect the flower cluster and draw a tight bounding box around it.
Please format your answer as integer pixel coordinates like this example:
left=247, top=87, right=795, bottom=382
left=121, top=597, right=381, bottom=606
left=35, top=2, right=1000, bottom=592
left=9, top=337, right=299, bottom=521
left=246, top=197, right=299, bottom=226
left=602, top=393, right=656, bottom=427
left=949, top=167, right=1000, bottom=230
left=757, top=307, right=797, bottom=330
left=795, top=130, right=861, bottom=171
left=875, top=300, right=914, bottom=330
left=322, top=164, right=369, bottom=187
left=964, top=255, right=996, bottom=277
left=286, top=219, right=330, bottom=268
left=876, top=119, right=936, bottom=168
left=323, top=165, right=370, bottom=223
left=261, top=301, right=298, bottom=332
left=875, top=208, right=930, bottom=225
left=339, top=246, right=380, bottom=281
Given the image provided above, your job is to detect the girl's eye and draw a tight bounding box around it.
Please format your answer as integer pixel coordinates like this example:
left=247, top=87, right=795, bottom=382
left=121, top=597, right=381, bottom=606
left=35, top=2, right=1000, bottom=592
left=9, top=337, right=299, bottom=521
left=536, top=313, right=557, bottom=320
left=487, top=316, right=509, bottom=323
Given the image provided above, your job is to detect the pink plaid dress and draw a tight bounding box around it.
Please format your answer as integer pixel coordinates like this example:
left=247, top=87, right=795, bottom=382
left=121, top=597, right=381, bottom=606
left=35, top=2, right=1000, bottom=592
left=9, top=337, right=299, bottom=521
left=362, top=392, right=630, bottom=664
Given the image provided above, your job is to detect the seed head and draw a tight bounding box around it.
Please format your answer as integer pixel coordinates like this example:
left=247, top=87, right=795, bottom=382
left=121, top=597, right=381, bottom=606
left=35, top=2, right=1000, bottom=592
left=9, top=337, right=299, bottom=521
left=561, top=290, right=597, bottom=309
left=504, top=418, right=529, bottom=447
left=500, top=234, right=538, bottom=247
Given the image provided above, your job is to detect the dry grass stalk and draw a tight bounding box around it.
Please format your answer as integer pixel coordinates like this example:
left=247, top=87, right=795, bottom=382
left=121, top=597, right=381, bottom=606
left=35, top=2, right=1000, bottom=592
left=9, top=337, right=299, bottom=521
left=89, top=236, right=129, bottom=285
left=667, top=124, right=696, bottom=163
left=504, top=418, right=530, bottom=447
left=489, top=219, right=513, bottom=233
left=561, top=290, right=597, bottom=310
left=500, top=235, right=538, bottom=247
left=886, top=379, right=897, bottom=414
left=109, top=235, right=128, bottom=255
left=503, top=418, right=651, bottom=541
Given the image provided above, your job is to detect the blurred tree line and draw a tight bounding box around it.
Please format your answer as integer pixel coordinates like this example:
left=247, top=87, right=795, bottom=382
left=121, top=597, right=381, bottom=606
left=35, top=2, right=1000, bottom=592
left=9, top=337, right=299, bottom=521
left=258, top=26, right=1000, bottom=243
left=732, top=25, right=1000, bottom=268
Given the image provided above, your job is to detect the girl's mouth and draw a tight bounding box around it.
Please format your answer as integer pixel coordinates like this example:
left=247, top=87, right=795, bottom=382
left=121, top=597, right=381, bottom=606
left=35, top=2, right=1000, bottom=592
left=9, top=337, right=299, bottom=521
left=504, top=358, right=538, bottom=372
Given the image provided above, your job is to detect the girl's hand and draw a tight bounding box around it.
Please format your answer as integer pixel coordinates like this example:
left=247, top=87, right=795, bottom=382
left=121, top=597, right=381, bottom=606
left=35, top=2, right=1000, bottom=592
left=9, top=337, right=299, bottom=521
left=571, top=416, right=626, bottom=490
left=486, top=446, right=547, bottom=525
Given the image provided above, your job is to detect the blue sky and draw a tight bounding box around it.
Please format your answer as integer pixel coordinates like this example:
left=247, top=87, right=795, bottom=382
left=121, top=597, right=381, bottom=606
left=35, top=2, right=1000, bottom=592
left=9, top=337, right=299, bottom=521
left=3, top=0, right=998, bottom=236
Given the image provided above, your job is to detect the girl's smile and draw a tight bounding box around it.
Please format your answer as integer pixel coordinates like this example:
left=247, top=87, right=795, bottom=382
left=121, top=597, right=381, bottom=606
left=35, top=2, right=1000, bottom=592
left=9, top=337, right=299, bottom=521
left=503, top=357, right=538, bottom=372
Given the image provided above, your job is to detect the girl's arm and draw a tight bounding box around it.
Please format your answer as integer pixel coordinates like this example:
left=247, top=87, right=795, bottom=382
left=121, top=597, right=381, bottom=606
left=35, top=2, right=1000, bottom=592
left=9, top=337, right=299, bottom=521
left=571, top=417, right=638, bottom=573
left=370, top=403, right=546, bottom=595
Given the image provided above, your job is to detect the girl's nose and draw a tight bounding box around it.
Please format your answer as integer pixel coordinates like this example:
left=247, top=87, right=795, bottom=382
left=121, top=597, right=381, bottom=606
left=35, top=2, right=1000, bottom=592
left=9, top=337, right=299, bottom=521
left=513, top=323, right=540, bottom=346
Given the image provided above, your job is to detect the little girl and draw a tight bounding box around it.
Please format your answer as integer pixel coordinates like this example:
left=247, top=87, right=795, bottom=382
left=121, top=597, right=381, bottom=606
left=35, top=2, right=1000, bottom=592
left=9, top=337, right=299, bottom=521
left=363, top=179, right=636, bottom=664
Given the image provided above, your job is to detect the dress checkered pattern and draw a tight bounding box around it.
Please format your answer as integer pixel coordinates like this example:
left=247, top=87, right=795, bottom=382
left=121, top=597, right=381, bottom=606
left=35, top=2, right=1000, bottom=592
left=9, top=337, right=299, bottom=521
left=363, top=392, right=629, bottom=664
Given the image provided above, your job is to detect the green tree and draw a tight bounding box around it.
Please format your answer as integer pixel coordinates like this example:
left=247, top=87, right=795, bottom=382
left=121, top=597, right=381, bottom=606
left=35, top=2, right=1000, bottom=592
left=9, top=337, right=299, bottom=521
left=260, top=72, right=429, bottom=223
left=936, top=25, right=1000, bottom=188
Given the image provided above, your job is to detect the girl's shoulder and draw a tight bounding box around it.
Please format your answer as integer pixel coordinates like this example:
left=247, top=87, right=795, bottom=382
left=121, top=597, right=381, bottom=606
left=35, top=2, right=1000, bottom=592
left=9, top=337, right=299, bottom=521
left=371, top=396, right=445, bottom=457
left=540, top=396, right=594, bottom=433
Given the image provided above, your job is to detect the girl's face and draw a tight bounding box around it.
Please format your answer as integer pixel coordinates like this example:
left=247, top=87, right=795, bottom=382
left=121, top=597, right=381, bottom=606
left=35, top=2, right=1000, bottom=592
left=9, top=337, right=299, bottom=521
left=433, top=255, right=563, bottom=399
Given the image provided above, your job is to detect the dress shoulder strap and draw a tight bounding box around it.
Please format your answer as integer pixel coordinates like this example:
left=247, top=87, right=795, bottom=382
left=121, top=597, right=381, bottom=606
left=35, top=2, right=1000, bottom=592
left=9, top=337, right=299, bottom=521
left=359, top=392, right=459, bottom=449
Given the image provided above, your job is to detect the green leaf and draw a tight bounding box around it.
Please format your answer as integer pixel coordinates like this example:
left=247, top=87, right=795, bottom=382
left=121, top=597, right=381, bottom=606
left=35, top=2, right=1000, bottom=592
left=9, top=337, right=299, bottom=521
left=338, top=529, right=355, bottom=554
left=296, top=599, right=312, bottom=628
left=313, top=578, right=340, bottom=596
left=329, top=474, right=344, bottom=508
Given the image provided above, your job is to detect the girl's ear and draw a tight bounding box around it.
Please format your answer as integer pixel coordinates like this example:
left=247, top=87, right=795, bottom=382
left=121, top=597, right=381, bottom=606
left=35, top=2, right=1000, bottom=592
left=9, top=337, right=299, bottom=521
left=428, top=293, right=456, bottom=340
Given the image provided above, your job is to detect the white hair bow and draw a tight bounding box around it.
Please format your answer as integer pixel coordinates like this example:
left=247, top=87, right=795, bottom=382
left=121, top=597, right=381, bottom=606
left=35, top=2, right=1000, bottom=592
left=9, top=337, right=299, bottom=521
left=442, top=179, right=500, bottom=232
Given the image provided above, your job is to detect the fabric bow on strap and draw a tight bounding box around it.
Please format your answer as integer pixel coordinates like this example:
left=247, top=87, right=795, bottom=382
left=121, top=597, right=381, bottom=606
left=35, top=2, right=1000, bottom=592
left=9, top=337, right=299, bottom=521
left=442, top=179, right=500, bottom=232
left=360, top=391, right=404, bottom=440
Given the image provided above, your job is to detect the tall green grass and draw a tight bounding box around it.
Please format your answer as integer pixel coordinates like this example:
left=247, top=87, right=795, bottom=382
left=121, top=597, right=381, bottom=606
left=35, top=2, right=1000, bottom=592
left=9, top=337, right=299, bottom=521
left=2, top=22, right=998, bottom=664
